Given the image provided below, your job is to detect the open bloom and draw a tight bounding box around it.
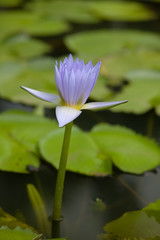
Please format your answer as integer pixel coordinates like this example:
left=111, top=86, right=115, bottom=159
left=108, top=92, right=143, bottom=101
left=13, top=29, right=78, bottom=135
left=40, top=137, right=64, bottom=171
left=21, top=54, right=127, bottom=127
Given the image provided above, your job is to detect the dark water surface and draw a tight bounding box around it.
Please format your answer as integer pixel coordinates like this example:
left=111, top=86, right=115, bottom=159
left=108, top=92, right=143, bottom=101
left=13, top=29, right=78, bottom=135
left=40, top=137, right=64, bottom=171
left=1, top=161, right=160, bottom=240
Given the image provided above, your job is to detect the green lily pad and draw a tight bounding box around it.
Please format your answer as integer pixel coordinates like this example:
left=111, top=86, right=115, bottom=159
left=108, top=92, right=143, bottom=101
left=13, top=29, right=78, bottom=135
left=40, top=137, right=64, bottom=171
left=0, top=11, right=70, bottom=38
left=90, top=1, right=156, bottom=21
left=103, top=199, right=160, bottom=240
left=110, top=70, right=160, bottom=114
left=143, top=199, right=160, bottom=224
left=0, top=58, right=58, bottom=107
left=65, top=30, right=160, bottom=59
left=90, top=123, right=160, bottom=174
left=100, top=49, right=160, bottom=82
left=103, top=211, right=160, bottom=240
left=151, top=96, right=160, bottom=116
left=0, top=226, right=37, bottom=240
left=0, top=110, right=57, bottom=173
left=0, top=0, right=22, bottom=7
left=0, top=208, right=36, bottom=232
left=0, top=34, right=51, bottom=63
left=25, top=0, right=98, bottom=24
left=0, top=131, right=40, bottom=174
left=39, top=126, right=112, bottom=176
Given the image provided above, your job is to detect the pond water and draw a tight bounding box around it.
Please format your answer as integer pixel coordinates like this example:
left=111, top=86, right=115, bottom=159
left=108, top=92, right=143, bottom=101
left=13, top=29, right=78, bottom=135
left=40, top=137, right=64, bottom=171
left=1, top=151, right=160, bottom=240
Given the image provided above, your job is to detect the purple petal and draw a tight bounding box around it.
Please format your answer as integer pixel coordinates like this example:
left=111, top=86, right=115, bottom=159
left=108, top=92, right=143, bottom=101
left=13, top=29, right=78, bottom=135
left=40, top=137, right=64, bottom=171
left=73, top=68, right=90, bottom=105
left=20, top=86, right=61, bottom=104
left=85, top=61, right=93, bottom=71
left=77, top=61, right=101, bottom=105
left=56, top=106, right=82, bottom=127
left=68, top=69, right=76, bottom=105
left=54, top=65, right=63, bottom=99
left=93, top=61, right=101, bottom=79
left=54, top=55, right=102, bottom=107
left=81, top=100, right=128, bottom=110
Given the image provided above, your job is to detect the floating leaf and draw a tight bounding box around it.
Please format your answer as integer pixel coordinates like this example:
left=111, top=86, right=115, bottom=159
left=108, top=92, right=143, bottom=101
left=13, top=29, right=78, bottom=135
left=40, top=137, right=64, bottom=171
left=65, top=30, right=160, bottom=59
left=25, top=18, right=70, bottom=36
left=0, top=110, right=57, bottom=152
left=103, top=211, right=160, bottom=240
left=90, top=1, right=156, bottom=21
left=0, top=110, right=57, bottom=173
left=0, top=58, right=57, bottom=107
left=143, top=199, right=160, bottom=224
left=101, top=49, right=160, bottom=82
left=39, top=126, right=112, bottom=176
left=0, top=34, right=51, bottom=63
left=0, top=208, right=36, bottom=232
left=90, top=123, right=160, bottom=174
left=0, top=0, right=22, bottom=7
left=0, top=11, right=70, bottom=38
left=25, top=0, right=99, bottom=24
left=110, top=70, right=160, bottom=114
left=103, top=199, right=160, bottom=240
left=0, top=226, right=37, bottom=240
left=0, top=131, right=40, bottom=174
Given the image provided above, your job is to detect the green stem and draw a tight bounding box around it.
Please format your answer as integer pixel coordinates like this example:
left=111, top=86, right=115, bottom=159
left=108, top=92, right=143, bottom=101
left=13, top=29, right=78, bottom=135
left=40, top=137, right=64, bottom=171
left=52, top=121, right=73, bottom=221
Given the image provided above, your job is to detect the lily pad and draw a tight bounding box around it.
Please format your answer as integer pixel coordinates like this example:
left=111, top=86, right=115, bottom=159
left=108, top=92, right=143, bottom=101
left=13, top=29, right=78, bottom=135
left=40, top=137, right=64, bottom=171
left=0, top=110, right=57, bottom=173
left=103, top=199, right=160, bottom=240
left=103, top=211, right=160, bottom=240
left=143, top=199, right=160, bottom=224
left=110, top=70, right=160, bottom=114
left=25, top=0, right=99, bottom=24
left=0, top=0, right=22, bottom=7
left=39, top=126, right=112, bottom=176
left=0, top=131, right=40, bottom=174
left=0, top=58, right=58, bottom=107
left=65, top=30, right=160, bottom=59
left=0, top=226, right=37, bottom=240
left=0, top=208, right=36, bottom=232
left=100, top=49, right=160, bottom=82
left=90, top=123, right=160, bottom=174
left=90, top=1, right=156, bottom=21
left=0, top=34, right=51, bottom=63
left=0, top=11, right=70, bottom=38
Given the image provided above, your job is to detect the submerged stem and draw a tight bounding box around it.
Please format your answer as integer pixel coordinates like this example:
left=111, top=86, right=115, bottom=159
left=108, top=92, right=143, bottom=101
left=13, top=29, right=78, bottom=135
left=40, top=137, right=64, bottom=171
left=27, top=184, right=50, bottom=236
left=52, top=121, right=73, bottom=221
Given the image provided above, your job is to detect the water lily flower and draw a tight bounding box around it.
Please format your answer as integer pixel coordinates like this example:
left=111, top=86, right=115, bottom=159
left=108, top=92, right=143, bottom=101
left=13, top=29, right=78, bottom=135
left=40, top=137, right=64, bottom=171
left=21, top=54, right=127, bottom=127
left=21, top=54, right=128, bottom=223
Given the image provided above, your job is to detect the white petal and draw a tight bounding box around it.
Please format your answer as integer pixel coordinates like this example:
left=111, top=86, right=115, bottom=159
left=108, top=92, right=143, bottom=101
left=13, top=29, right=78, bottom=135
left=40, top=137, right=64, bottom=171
left=20, top=86, right=61, bottom=104
left=81, top=100, right=128, bottom=110
left=56, top=106, right=82, bottom=127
